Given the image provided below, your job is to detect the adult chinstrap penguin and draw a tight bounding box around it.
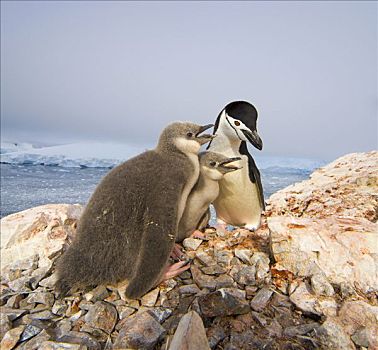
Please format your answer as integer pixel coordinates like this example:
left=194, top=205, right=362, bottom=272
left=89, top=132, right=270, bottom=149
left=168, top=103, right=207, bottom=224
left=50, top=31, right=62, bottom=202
left=207, top=100, right=265, bottom=230
left=55, top=122, right=214, bottom=299
left=176, top=151, right=242, bottom=242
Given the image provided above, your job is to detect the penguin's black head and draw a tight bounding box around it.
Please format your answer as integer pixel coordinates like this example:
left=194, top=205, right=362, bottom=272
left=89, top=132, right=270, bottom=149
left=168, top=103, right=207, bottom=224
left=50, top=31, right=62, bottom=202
left=213, top=101, right=263, bottom=150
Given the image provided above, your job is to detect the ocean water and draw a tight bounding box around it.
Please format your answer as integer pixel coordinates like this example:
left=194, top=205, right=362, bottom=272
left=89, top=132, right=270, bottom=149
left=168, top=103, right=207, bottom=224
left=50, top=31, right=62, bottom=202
left=0, top=163, right=312, bottom=218
left=0, top=141, right=323, bottom=218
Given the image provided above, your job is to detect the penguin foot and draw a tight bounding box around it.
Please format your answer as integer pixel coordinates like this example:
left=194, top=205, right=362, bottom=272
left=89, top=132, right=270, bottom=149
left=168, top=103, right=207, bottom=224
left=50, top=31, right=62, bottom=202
left=160, top=260, right=191, bottom=281
left=244, top=224, right=259, bottom=231
left=190, top=230, right=206, bottom=240
left=171, top=244, right=185, bottom=261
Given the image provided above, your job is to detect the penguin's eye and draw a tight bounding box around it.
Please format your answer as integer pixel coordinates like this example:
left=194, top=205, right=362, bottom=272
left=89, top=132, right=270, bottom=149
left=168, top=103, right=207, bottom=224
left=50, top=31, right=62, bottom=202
left=186, top=132, right=193, bottom=138
left=234, top=120, right=241, bottom=126
left=209, top=161, right=216, bottom=167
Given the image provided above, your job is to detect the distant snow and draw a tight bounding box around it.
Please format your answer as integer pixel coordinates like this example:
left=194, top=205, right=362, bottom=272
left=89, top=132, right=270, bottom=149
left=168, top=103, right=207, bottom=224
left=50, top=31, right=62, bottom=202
left=0, top=142, right=148, bottom=168
left=0, top=141, right=325, bottom=170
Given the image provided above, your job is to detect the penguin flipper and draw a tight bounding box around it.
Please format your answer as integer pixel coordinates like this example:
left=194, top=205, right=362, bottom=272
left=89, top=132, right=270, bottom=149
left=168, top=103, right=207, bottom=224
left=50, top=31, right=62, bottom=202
left=250, top=162, right=265, bottom=211
left=125, top=189, right=182, bottom=299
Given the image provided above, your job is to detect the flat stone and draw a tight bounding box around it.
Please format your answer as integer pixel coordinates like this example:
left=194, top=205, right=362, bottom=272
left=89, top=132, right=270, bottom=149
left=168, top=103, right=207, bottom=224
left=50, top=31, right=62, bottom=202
left=200, top=265, right=227, bottom=275
left=351, top=327, right=371, bottom=348
left=283, top=322, right=320, bottom=337
left=38, top=341, right=84, bottom=350
left=316, top=319, right=355, bottom=350
left=8, top=276, right=32, bottom=292
left=234, top=249, right=251, bottom=264
left=29, top=310, right=55, bottom=320
left=15, top=329, right=51, bottom=350
left=0, top=313, right=12, bottom=340
left=38, top=274, right=58, bottom=289
left=215, top=275, right=235, bottom=289
left=169, top=311, right=210, bottom=350
left=26, top=291, right=55, bottom=307
left=19, top=321, right=44, bottom=342
left=84, top=301, right=117, bottom=334
left=206, top=325, right=227, bottom=349
left=5, top=294, right=24, bottom=309
left=195, top=251, right=215, bottom=266
left=84, top=285, right=109, bottom=303
left=52, top=299, right=68, bottom=316
left=57, top=331, right=101, bottom=350
left=311, top=273, right=335, bottom=296
left=147, top=306, right=173, bottom=323
left=140, top=288, right=159, bottom=307
left=289, top=281, right=337, bottom=317
left=250, top=252, right=271, bottom=282
left=191, top=265, right=216, bottom=290
left=117, top=306, right=136, bottom=319
left=268, top=215, right=378, bottom=293
left=198, top=288, right=250, bottom=317
left=250, top=287, right=273, bottom=312
left=179, top=284, right=201, bottom=295
left=0, top=326, right=25, bottom=350
left=0, top=307, right=28, bottom=321
left=183, top=238, right=203, bottom=251
left=214, top=250, right=233, bottom=267
left=230, top=265, right=256, bottom=285
left=113, top=311, right=165, bottom=349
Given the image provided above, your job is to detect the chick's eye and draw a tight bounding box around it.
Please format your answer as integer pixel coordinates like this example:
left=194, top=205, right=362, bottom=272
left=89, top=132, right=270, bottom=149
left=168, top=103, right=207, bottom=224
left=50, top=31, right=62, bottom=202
left=234, top=120, right=240, bottom=126
left=187, top=132, right=193, bottom=138
left=209, top=161, right=216, bottom=167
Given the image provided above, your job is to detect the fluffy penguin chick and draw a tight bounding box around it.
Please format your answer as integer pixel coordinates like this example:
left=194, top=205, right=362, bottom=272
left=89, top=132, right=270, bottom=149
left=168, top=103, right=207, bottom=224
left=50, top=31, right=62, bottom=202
left=176, top=152, right=242, bottom=242
left=55, top=122, right=214, bottom=299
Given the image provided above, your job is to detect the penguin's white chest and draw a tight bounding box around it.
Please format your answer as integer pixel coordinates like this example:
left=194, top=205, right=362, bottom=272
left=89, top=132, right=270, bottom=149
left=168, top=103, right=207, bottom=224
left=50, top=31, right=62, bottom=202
left=213, top=154, right=262, bottom=228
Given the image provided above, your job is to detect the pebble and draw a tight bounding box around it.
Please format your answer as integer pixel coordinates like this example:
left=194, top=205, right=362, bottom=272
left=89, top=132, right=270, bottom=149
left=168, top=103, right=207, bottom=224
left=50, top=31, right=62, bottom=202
left=84, top=301, right=118, bottom=334
left=250, top=287, right=273, bottom=312
left=183, top=238, right=203, bottom=251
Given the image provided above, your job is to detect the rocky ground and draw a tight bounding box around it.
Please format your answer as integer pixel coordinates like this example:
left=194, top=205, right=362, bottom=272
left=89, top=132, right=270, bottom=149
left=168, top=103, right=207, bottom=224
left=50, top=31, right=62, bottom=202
left=1, top=151, right=377, bottom=350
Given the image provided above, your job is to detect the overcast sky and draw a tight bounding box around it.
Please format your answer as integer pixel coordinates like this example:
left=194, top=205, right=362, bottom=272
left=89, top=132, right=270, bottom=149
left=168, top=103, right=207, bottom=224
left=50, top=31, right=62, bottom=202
left=1, top=1, right=377, bottom=159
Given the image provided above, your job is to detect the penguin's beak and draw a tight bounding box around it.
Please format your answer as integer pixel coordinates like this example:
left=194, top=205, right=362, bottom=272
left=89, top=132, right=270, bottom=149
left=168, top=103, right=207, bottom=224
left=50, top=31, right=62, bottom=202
left=242, top=129, right=263, bottom=150
left=196, top=124, right=215, bottom=145
left=219, top=157, right=242, bottom=173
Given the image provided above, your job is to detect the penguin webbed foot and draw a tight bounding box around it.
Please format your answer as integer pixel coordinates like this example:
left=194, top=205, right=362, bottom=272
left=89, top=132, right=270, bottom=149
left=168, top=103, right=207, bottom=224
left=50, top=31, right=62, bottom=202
left=160, top=260, right=191, bottom=282
left=171, top=243, right=185, bottom=261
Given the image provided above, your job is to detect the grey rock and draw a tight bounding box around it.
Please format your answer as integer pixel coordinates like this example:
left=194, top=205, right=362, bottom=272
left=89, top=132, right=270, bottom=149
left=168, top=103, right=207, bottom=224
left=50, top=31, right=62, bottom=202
left=84, top=285, right=109, bottom=303
left=0, top=307, right=28, bottom=321
left=230, top=265, right=256, bottom=286
left=147, top=306, right=173, bottom=323
left=0, top=313, right=12, bottom=340
left=250, top=287, right=273, bottom=312
left=290, top=281, right=337, bottom=317
left=245, top=285, right=258, bottom=299
left=351, top=327, right=370, bottom=348
left=311, top=273, right=335, bottom=296
left=195, top=251, right=215, bottom=266
left=234, top=249, right=251, bottom=264
left=52, top=299, right=68, bottom=316
left=58, top=331, right=101, bottom=350
left=198, top=288, right=250, bottom=317
left=77, top=325, right=108, bottom=343
left=191, top=265, right=216, bottom=290
left=140, top=288, right=159, bottom=307
left=251, top=311, right=269, bottom=326
left=215, top=275, right=234, bottom=289
left=38, top=274, right=58, bottom=289
left=14, top=329, right=51, bottom=350
left=207, top=325, right=227, bottom=349
left=10, top=255, right=39, bottom=271
left=179, top=284, right=201, bottom=295
left=8, top=276, right=31, bottom=292
left=201, top=264, right=227, bottom=275
left=0, top=326, right=25, bottom=350
left=316, top=318, right=355, bottom=350
left=84, top=301, right=117, bottom=334
left=26, top=291, right=55, bottom=307
left=19, top=322, right=44, bottom=342
left=283, top=322, right=320, bottom=337
left=117, top=306, right=136, bottom=319
left=250, top=252, right=270, bottom=282
left=214, top=250, right=233, bottom=267
left=28, top=310, right=55, bottom=320
left=5, top=294, right=24, bottom=309
left=38, top=341, right=85, bottom=350
left=169, top=311, right=210, bottom=350
left=183, top=238, right=203, bottom=251
left=114, top=311, right=165, bottom=349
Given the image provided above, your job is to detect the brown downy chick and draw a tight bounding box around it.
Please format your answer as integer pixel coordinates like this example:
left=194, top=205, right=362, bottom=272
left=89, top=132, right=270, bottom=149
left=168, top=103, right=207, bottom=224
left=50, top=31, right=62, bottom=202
left=176, top=151, right=242, bottom=242
left=55, top=122, right=214, bottom=299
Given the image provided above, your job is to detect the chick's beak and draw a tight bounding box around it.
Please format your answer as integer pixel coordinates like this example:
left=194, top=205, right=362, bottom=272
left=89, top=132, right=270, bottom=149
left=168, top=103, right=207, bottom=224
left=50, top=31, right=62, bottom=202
left=219, top=157, right=243, bottom=173
left=195, top=124, right=215, bottom=145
